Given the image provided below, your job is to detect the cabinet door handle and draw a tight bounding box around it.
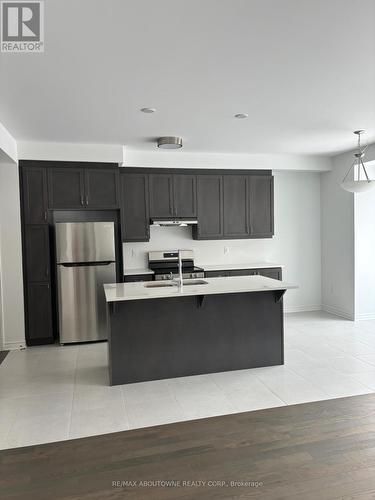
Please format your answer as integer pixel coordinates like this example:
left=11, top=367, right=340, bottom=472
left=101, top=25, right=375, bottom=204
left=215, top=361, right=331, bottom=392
left=44, top=210, right=47, bottom=222
left=85, top=195, right=89, bottom=206
left=46, top=267, right=49, bottom=278
left=80, top=195, right=84, bottom=206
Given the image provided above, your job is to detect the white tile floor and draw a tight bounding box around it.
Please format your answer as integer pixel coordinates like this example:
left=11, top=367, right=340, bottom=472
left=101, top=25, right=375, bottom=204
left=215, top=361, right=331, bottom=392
left=1, top=311, right=375, bottom=450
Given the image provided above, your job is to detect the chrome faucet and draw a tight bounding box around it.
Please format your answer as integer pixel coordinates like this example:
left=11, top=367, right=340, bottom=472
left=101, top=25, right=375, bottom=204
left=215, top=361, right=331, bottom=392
left=169, top=250, right=184, bottom=290
left=178, top=249, right=183, bottom=289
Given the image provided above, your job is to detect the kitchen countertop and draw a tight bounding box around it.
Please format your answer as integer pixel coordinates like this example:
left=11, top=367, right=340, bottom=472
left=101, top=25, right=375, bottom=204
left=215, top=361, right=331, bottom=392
left=123, top=262, right=284, bottom=276
left=105, top=275, right=297, bottom=302
left=200, top=262, right=284, bottom=271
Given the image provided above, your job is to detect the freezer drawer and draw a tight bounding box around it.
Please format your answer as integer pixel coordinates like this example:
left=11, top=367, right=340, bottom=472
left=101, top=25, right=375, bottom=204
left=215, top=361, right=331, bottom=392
left=57, top=262, right=116, bottom=343
left=55, top=222, right=115, bottom=264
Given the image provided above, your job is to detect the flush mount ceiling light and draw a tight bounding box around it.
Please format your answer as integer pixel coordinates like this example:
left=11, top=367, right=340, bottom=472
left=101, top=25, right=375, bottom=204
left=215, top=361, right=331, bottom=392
left=140, top=107, right=156, bottom=113
left=157, top=136, right=183, bottom=149
left=234, top=113, right=248, bottom=119
left=341, top=130, right=375, bottom=193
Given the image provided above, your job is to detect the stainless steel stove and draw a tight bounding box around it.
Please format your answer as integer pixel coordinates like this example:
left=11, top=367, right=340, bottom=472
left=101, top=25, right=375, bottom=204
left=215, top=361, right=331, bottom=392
left=148, top=250, right=205, bottom=281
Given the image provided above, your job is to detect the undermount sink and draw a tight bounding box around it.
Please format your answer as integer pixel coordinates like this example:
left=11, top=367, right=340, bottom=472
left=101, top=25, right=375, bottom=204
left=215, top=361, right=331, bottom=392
left=144, top=279, right=208, bottom=289
left=182, top=279, right=208, bottom=286
left=144, top=282, right=175, bottom=288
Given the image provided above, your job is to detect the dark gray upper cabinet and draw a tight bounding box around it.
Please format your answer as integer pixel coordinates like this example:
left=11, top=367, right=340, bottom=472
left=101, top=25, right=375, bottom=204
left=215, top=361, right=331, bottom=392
left=249, top=175, right=274, bottom=237
left=26, top=282, right=53, bottom=343
left=149, top=173, right=197, bottom=218
left=194, top=173, right=273, bottom=240
left=85, top=168, right=119, bottom=208
left=25, top=225, right=51, bottom=282
left=22, top=167, right=48, bottom=224
left=173, top=174, right=197, bottom=217
left=121, top=173, right=150, bottom=242
left=194, top=175, right=223, bottom=239
left=48, top=166, right=119, bottom=209
left=149, top=174, right=174, bottom=217
left=48, top=168, right=85, bottom=209
left=223, top=175, right=249, bottom=238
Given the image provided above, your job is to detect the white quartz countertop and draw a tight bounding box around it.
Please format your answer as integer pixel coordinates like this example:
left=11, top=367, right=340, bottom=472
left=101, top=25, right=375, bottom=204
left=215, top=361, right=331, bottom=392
left=105, top=275, right=297, bottom=302
left=200, top=262, right=284, bottom=271
left=124, top=268, right=154, bottom=276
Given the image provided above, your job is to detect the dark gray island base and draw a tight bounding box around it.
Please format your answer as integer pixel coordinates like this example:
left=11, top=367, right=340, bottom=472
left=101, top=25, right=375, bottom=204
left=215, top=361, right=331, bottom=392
left=106, top=290, right=284, bottom=386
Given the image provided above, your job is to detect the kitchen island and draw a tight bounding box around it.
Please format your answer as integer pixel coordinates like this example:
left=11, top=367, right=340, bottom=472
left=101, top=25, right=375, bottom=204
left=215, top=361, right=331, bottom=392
left=104, top=276, right=297, bottom=385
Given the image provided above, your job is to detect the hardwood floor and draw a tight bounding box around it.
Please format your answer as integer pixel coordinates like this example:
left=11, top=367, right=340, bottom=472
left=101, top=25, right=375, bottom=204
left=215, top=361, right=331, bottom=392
left=2, top=393, right=375, bottom=499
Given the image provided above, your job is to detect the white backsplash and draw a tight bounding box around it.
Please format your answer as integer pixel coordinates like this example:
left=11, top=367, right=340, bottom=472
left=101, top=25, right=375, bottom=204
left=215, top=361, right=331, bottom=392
left=123, top=226, right=275, bottom=268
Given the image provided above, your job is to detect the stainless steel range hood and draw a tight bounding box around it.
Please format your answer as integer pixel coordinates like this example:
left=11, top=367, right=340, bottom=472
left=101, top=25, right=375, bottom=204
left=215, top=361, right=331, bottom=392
left=151, top=219, right=198, bottom=227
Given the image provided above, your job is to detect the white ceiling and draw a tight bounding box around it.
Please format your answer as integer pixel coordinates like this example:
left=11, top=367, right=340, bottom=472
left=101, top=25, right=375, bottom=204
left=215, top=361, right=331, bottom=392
left=1, top=0, right=375, bottom=155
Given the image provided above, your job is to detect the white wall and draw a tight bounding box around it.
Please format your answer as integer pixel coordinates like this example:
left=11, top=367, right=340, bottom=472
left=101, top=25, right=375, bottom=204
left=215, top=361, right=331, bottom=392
left=321, top=144, right=375, bottom=320
left=0, top=163, right=25, bottom=350
left=124, top=149, right=331, bottom=172
left=320, top=152, right=355, bottom=319
left=0, top=121, right=17, bottom=163
left=124, top=170, right=322, bottom=313
left=17, top=141, right=124, bottom=163
left=354, top=162, right=375, bottom=320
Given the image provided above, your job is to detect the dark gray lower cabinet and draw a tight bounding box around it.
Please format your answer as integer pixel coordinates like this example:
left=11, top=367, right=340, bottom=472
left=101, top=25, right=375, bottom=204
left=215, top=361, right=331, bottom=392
left=121, top=173, right=149, bottom=241
left=258, top=268, right=281, bottom=280
left=206, top=267, right=282, bottom=280
left=194, top=175, right=223, bottom=239
left=26, top=282, right=53, bottom=344
left=124, top=274, right=153, bottom=283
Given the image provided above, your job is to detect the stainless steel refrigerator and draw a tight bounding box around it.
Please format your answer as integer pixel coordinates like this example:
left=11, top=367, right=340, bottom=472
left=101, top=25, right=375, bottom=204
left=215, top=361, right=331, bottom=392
left=55, top=222, right=116, bottom=344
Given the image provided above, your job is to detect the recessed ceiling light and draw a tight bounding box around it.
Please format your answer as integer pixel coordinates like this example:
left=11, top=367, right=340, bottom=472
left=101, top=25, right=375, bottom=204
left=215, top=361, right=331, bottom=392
left=234, top=113, right=248, bottom=119
left=141, top=107, right=156, bottom=113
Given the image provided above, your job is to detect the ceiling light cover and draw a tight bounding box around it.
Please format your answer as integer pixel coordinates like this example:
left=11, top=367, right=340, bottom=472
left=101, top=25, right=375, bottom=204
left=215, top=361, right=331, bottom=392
left=157, top=136, right=183, bottom=149
left=341, top=130, right=375, bottom=193
left=340, top=180, right=375, bottom=193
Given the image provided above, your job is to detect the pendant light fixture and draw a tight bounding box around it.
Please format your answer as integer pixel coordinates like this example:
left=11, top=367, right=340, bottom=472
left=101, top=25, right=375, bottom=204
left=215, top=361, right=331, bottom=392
left=341, top=130, right=374, bottom=193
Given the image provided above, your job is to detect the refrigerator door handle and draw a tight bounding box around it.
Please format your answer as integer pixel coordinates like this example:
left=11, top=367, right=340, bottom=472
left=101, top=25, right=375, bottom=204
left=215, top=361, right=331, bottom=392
left=60, top=261, right=114, bottom=267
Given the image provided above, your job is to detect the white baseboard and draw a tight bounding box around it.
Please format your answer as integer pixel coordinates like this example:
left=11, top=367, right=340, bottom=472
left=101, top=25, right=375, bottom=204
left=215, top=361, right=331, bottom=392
left=322, top=304, right=355, bottom=321
left=354, top=312, right=375, bottom=321
left=284, top=305, right=321, bottom=314
left=3, top=340, right=26, bottom=351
